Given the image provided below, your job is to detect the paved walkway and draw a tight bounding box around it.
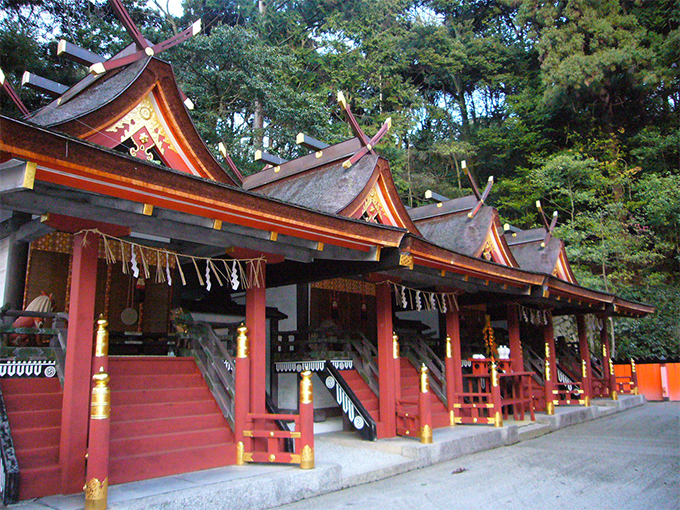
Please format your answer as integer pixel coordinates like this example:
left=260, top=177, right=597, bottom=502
left=277, top=401, right=679, bottom=510
left=12, top=395, right=662, bottom=510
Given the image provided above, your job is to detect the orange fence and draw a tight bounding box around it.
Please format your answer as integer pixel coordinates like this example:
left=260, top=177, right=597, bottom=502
left=615, top=363, right=680, bottom=401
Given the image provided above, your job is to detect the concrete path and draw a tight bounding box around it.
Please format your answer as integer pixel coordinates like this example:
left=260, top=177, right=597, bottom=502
left=277, top=401, right=680, bottom=510
left=12, top=395, right=667, bottom=510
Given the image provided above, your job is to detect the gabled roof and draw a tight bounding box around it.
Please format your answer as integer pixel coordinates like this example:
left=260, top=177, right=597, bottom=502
left=409, top=196, right=518, bottom=267
left=26, top=56, right=236, bottom=185
left=245, top=140, right=420, bottom=232
left=505, top=228, right=578, bottom=284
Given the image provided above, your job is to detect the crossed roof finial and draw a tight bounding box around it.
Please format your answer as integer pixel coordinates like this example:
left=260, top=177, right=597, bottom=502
left=89, top=0, right=202, bottom=76
left=337, top=91, right=391, bottom=169
left=536, top=200, right=558, bottom=248
left=0, top=69, right=29, bottom=115
left=461, top=160, right=493, bottom=219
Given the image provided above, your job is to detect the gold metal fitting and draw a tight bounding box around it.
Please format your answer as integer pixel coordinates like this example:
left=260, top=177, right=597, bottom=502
left=545, top=342, right=551, bottom=359
left=581, top=359, right=587, bottom=378
left=300, top=444, right=314, bottom=469
left=546, top=401, right=555, bottom=415
left=84, top=477, right=108, bottom=510
left=90, top=369, right=110, bottom=420
left=236, top=324, right=249, bottom=358
left=94, top=315, right=109, bottom=357
left=494, top=411, right=502, bottom=428
left=300, top=370, right=313, bottom=405
left=612, top=390, right=618, bottom=401
left=450, top=410, right=455, bottom=426
left=490, top=362, right=499, bottom=387
left=446, top=335, right=452, bottom=359
left=236, top=441, right=245, bottom=466
left=419, top=364, right=429, bottom=393
left=420, top=424, right=433, bottom=444
left=584, top=396, right=591, bottom=407
left=392, top=332, right=400, bottom=359
left=631, top=358, right=636, bottom=373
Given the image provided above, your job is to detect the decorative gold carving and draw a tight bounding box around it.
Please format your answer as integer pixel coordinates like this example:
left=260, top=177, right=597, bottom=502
left=300, top=445, right=314, bottom=469
left=300, top=370, right=313, bottom=404
left=631, top=358, right=637, bottom=373
left=482, top=241, right=493, bottom=261
left=360, top=188, right=387, bottom=223
left=453, top=403, right=462, bottom=409
left=90, top=369, right=110, bottom=420
left=106, top=94, right=177, bottom=159
left=236, top=441, right=245, bottom=466
left=392, top=332, right=400, bottom=359
left=84, top=477, right=108, bottom=510
left=269, top=454, right=276, bottom=462
left=446, top=335, right=452, bottom=359
left=609, top=359, right=615, bottom=376
left=602, top=344, right=607, bottom=358
left=420, top=424, right=433, bottom=444
left=399, top=253, right=414, bottom=269
left=236, top=324, right=249, bottom=358
left=419, top=364, right=429, bottom=393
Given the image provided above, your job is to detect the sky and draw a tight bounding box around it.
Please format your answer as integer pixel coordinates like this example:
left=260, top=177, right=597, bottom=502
left=147, top=0, right=184, bottom=18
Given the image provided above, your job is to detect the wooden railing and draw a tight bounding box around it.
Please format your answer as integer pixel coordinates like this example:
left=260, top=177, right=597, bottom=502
left=347, top=333, right=380, bottom=397
left=190, top=322, right=237, bottom=428
left=319, top=361, right=377, bottom=440
left=402, top=338, right=447, bottom=408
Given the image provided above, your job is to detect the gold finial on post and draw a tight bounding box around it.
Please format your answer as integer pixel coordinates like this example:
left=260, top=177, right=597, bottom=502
left=419, top=364, right=429, bottom=394
left=392, top=331, right=400, bottom=359
left=236, top=323, right=249, bottom=359
left=94, top=315, right=109, bottom=358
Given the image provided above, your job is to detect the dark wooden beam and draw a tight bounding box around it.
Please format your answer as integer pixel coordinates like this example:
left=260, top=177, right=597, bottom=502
left=254, top=150, right=287, bottom=167
left=21, top=72, right=69, bottom=98
left=57, top=40, right=103, bottom=66
left=296, top=133, right=329, bottom=151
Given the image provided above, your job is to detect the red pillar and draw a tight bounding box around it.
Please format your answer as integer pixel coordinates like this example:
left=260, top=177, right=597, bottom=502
left=507, top=305, right=524, bottom=373
left=60, top=232, right=100, bottom=494
left=246, top=262, right=267, bottom=414
left=234, top=324, right=250, bottom=464
left=600, top=317, right=617, bottom=400
left=445, top=310, right=462, bottom=423
left=376, top=283, right=396, bottom=438
left=543, top=312, right=557, bottom=415
left=576, top=315, right=592, bottom=406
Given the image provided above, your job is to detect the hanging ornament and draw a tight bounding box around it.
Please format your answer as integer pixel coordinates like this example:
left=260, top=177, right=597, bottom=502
left=430, top=293, right=437, bottom=311
left=401, top=285, right=408, bottom=309
left=205, top=260, right=212, bottom=291
left=130, top=245, right=139, bottom=278
left=165, top=252, right=172, bottom=286
left=230, top=261, right=240, bottom=290
left=441, top=295, right=447, bottom=313
left=415, top=291, right=422, bottom=311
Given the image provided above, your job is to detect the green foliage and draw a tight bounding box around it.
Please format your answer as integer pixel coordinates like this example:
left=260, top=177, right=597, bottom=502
left=0, top=0, right=677, bottom=357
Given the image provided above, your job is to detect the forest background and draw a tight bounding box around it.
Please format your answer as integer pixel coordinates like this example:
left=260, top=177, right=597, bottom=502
left=0, top=0, right=678, bottom=358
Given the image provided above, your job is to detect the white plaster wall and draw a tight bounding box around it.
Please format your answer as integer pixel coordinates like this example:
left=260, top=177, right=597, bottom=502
left=277, top=372, right=338, bottom=410
left=395, top=309, right=440, bottom=336
left=266, top=285, right=297, bottom=331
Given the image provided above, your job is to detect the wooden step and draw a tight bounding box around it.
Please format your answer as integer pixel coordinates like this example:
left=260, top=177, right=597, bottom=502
left=108, top=356, right=199, bottom=375
left=16, top=444, right=59, bottom=467
left=11, top=425, right=60, bottom=450
left=4, top=391, right=62, bottom=412
left=110, top=397, right=220, bottom=422
left=7, top=408, right=61, bottom=430
left=18, top=464, right=61, bottom=500
left=111, top=427, right=232, bottom=457
left=108, top=373, right=205, bottom=391
left=1, top=377, right=61, bottom=394
left=110, top=413, right=228, bottom=437
left=111, top=386, right=213, bottom=406
left=110, top=443, right=235, bottom=485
